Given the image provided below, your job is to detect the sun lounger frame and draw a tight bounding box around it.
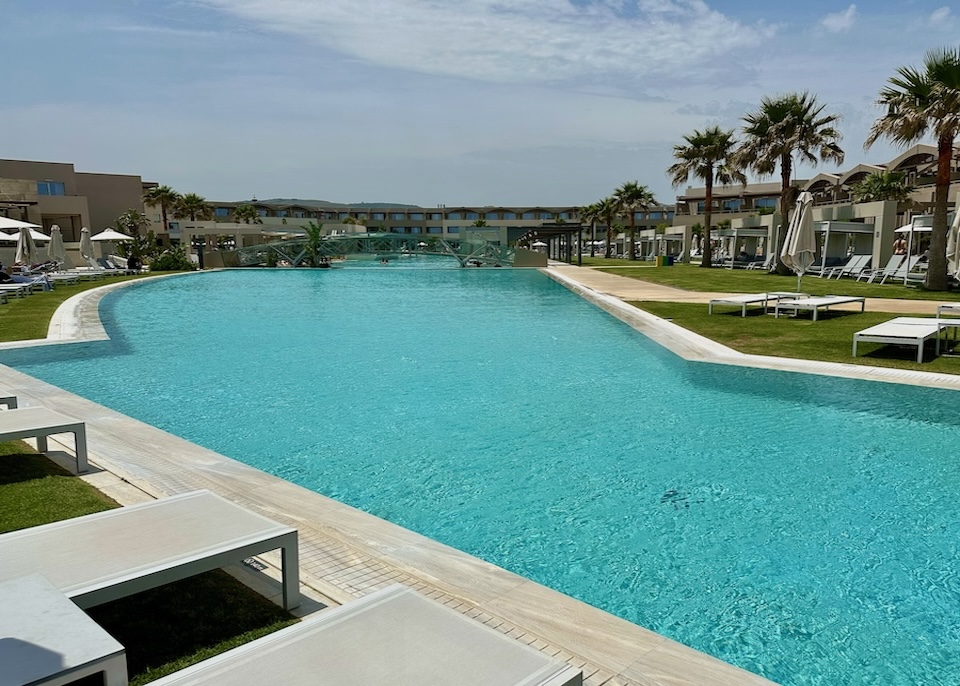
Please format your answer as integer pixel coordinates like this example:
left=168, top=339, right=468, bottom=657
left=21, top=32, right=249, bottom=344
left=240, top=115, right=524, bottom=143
left=774, top=295, right=866, bottom=321
left=0, top=406, right=88, bottom=473
left=147, top=583, right=581, bottom=686
left=853, top=317, right=944, bottom=363
left=0, top=489, right=301, bottom=610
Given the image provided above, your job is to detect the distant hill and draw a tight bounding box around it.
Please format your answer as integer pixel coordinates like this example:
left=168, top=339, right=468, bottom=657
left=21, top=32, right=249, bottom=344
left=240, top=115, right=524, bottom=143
left=256, top=198, right=421, bottom=209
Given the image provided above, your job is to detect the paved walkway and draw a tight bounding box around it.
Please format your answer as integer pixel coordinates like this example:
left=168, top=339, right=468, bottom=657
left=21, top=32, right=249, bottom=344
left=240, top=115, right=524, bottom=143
left=549, top=264, right=954, bottom=315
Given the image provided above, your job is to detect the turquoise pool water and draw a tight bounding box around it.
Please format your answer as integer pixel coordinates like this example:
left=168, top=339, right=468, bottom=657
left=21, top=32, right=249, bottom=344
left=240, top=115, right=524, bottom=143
left=4, top=267, right=960, bottom=685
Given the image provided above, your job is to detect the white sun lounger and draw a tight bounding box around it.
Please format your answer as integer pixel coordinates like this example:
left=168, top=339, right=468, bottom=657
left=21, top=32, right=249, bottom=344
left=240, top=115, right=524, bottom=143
left=0, top=283, right=33, bottom=298
left=708, top=292, right=807, bottom=317
left=853, top=317, right=945, bottom=363
left=2, top=573, right=128, bottom=686
left=0, top=406, right=88, bottom=473
left=774, top=295, right=866, bottom=321
left=0, top=490, right=301, bottom=611
left=148, top=583, right=582, bottom=686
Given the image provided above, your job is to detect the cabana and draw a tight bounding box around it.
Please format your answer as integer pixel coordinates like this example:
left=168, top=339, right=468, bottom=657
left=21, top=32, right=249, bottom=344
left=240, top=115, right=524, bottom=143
left=812, top=221, right=875, bottom=275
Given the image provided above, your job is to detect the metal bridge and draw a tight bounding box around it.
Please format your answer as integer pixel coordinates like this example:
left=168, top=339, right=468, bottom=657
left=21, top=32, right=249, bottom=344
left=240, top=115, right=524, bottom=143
left=232, top=233, right=517, bottom=268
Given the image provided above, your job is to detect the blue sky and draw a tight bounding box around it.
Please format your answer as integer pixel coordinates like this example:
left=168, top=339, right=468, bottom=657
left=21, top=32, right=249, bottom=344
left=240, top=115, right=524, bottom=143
left=3, top=1, right=957, bottom=206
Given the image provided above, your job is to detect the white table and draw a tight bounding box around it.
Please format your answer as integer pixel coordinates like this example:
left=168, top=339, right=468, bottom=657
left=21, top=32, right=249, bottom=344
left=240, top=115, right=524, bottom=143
left=0, top=573, right=127, bottom=686
left=0, top=407, right=88, bottom=473
left=0, top=393, right=17, bottom=409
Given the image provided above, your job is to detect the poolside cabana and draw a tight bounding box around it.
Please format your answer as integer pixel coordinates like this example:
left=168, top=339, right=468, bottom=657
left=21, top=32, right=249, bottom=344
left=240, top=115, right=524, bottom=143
left=716, top=227, right=768, bottom=267
left=812, top=221, right=875, bottom=275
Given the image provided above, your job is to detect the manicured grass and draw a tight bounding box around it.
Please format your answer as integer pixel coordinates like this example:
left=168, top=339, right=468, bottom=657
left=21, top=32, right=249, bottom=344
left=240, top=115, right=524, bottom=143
left=635, top=301, right=960, bottom=371
left=597, top=262, right=960, bottom=301
left=0, top=274, right=156, bottom=342
left=0, top=442, right=296, bottom=685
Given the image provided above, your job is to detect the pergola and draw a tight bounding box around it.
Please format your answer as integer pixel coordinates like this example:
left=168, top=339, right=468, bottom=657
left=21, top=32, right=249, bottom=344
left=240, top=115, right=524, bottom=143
left=518, top=223, right=584, bottom=265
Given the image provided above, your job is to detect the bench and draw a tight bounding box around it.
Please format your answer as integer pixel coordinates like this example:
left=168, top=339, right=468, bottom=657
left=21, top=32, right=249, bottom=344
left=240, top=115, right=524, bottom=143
left=0, top=490, right=301, bottom=610
left=0, top=406, right=88, bottom=473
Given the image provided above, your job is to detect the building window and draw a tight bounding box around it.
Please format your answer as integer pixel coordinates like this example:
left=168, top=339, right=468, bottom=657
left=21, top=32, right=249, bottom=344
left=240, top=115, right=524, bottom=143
left=522, top=212, right=536, bottom=219
left=447, top=212, right=462, bottom=220
left=465, top=212, right=478, bottom=220
left=409, top=212, right=423, bottom=220
left=390, top=226, right=403, bottom=233
left=215, top=207, right=231, bottom=217
left=293, top=210, right=306, bottom=218
left=390, top=212, right=405, bottom=220
left=696, top=202, right=705, bottom=213
left=37, top=181, right=66, bottom=196
left=756, top=197, right=777, bottom=209
left=428, top=212, right=443, bottom=220
left=447, top=226, right=460, bottom=234
left=722, top=200, right=741, bottom=211
left=667, top=211, right=675, bottom=220
left=410, top=226, right=422, bottom=234
left=427, top=226, right=443, bottom=234
left=485, top=212, right=499, bottom=220
left=276, top=210, right=288, bottom=217
left=540, top=212, right=553, bottom=219
left=257, top=209, right=268, bottom=217
left=649, top=211, right=663, bottom=219
left=502, top=212, right=516, bottom=219
left=559, top=212, right=572, bottom=220
left=169, top=222, right=180, bottom=232
left=372, top=213, right=385, bottom=220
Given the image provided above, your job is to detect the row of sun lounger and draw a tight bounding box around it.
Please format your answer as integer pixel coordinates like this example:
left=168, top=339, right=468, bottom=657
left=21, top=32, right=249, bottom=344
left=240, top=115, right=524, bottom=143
left=0, top=393, right=582, bottom=686
left=708, top=292, right=865, bottom=320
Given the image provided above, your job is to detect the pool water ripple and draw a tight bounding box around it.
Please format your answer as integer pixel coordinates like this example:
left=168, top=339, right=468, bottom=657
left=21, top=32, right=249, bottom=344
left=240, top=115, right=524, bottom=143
left=3, top=267, right=960, bottom=685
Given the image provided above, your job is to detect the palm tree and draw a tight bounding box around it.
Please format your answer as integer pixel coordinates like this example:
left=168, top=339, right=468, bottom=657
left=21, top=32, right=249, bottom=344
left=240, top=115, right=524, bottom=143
left=613, top=181, right=657, bottom=261
left=737, top=92, right=845, bottom=274
left=114, top=208, right=152, bottom=236
left=303, top=221, right=324, bottom=267
left=579, top=203, right=602, bottom=257
left=849, top=171, right=917, bottom=203
left=668, top=126, right=745, bottom=268
left=174, top=193, right=213, bottom=221
left=142, top=185, right=182, bottom=235
left=233, top=204, right=262, bottom=224
left=597, top=197, right=619, bottom=258
left=866, top=47, right=960, bottom=291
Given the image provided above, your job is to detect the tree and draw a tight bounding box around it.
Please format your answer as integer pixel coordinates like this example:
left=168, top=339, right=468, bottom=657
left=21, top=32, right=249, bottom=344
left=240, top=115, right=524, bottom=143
left=174, top=193, right=213, bottom=221
left=142, top=185, right=182, bottom=235
left=866, top=47, right=960, bottom=291
left=597, top=197, right=619, bottom=258
left=579, top=203, right=602, bottom=257
left=114, top=208, right=152, bottom=236
left=737, top=93, right=845, bottom=274
left=849, top=171, right=917, bottom=203
left=668, top=126, right=745, bottom=268
left=613, top=181, right=657, bottom=261
left=471, top=219, right=488, bottom=227
left=233, top=204, right=262, bottom=224
left=303, top=222, right=324, bottom=267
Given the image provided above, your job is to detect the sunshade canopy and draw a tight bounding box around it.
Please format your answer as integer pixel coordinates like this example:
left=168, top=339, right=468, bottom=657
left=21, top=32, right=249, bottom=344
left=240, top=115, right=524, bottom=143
left=91, top=228, right=134, bottom=241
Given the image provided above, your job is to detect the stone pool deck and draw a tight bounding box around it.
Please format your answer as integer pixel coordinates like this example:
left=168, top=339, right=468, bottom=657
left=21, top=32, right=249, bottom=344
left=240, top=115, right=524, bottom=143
left=6, top=266, right=959, bottom=685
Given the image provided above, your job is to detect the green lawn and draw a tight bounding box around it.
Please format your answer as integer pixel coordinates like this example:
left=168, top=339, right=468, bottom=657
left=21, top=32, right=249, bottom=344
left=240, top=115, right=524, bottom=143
left=0, top=274, right=159, bottom=342
left=635, top=301, right=960, bottom=371
left=0, top=442, right=296, bottom=685
left=583, top=261, right=960, bottom=302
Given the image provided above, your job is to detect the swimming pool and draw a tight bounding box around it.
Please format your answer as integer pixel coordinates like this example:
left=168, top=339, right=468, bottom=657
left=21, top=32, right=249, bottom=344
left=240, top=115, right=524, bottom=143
left=3, top=267, right=960, bottom=685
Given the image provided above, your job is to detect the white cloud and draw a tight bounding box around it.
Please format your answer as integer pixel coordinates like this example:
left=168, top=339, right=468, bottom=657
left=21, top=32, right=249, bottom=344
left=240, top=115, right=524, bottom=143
left=189, top=0, right=774, bottom=87
left=820, top=4, right=857, bottom=33
left=930, top=6, right=951, bottom=24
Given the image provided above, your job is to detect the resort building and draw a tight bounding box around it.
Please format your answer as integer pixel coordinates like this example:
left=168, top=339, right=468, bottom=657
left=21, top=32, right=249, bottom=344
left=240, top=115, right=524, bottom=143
left=671, top=144, right=960, bottom=268
left=0, top=159, right=145, bottom=243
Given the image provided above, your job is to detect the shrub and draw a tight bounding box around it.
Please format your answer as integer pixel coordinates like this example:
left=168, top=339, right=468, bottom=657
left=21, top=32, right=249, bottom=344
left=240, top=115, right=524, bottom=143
left=150, top=245, right=196, bottom=271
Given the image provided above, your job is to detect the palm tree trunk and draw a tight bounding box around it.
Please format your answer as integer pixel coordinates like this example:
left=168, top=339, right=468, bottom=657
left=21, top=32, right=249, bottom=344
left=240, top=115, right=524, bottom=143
left=926, top=134, right=953, bottom=291
left=628, top=216, right=636, bottom=261
left=774, top=156, right=794, bottom=275
left=590, top=222, right=596, bottom=257
left=702, top=177, right=713, bottom=268
left=605, top=223, right=613, bottom=258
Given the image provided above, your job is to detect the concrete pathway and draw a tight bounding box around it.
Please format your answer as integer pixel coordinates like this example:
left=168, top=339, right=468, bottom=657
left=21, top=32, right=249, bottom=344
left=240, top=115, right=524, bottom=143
left=550, top=263, right=956, bottom=315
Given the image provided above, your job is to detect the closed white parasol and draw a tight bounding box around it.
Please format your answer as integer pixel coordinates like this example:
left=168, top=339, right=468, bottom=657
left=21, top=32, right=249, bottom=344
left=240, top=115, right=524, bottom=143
left=780, top=191, right=816, bottom=292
